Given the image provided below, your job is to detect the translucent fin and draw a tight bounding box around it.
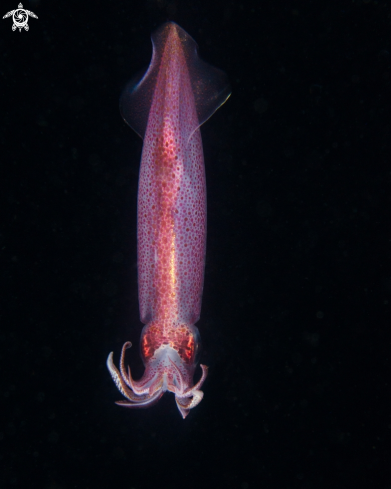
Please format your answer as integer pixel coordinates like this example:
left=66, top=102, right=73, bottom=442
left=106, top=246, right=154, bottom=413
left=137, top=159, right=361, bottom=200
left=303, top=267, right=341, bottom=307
left=120, top=22, right=231, bottom=139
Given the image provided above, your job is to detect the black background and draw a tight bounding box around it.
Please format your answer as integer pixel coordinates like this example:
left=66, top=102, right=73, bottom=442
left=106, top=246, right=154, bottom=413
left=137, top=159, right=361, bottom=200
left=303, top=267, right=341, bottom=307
left=1, top=0, right=391, bottom=488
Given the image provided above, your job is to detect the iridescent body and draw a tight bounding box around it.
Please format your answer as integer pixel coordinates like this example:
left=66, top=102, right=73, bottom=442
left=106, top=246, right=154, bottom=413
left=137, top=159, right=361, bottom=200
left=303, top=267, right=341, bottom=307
left=107, top=22, right=230, bottom=418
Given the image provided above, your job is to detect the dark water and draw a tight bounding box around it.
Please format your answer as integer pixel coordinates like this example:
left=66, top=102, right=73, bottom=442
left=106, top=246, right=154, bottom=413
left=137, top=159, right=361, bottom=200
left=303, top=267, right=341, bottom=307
left=1, top=0, right=390, bottom=488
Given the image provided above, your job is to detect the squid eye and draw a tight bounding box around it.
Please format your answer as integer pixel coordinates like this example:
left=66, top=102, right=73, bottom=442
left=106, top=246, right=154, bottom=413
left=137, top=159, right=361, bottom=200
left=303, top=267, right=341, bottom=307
left=194, top=339, right=202, bottom=364
left=191, top=325, right=202, bottom=365
left=139, top=324, right=155, bottom=365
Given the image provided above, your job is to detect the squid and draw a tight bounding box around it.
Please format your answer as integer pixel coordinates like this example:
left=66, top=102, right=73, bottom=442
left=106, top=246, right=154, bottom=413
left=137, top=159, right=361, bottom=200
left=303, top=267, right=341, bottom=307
left=107, top=22, right=231, bottom=418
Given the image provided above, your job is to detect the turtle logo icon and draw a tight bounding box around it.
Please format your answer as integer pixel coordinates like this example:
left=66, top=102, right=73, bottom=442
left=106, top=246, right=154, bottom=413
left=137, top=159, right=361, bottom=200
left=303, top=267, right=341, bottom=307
left=3, top=3, right=38, bottom=32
